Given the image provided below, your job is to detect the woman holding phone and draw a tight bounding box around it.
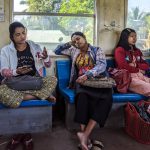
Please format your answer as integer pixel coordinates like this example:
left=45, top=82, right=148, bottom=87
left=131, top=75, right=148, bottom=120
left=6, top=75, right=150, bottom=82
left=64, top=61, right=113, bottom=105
left=0, top=22, right=57, bottom=150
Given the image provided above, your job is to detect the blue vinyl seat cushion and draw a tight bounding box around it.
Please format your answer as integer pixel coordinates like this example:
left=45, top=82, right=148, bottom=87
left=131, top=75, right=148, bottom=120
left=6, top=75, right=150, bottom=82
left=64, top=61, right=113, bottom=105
left=0, top=100, right=55, bottom=109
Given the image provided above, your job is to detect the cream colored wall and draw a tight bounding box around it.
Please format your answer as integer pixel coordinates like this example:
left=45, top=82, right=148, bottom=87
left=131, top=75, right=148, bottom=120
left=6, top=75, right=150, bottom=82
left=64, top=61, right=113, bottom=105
left=0, top=0, right=11, bottom=49
left=96, top=0, right=126, bottom=55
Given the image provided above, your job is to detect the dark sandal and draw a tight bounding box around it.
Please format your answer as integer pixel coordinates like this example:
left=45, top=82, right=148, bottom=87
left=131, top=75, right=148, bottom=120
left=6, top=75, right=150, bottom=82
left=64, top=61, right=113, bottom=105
left=22, top=134, right=34, bottom=150
left=77, top=143, right=93, bottom=150
left=77, top=144, right=82, bottom=150
left=6, top=134, right=24, bottom=150
left=91, top=140, right=104, bottom=150
left=6, top=139, right=20, bottom=150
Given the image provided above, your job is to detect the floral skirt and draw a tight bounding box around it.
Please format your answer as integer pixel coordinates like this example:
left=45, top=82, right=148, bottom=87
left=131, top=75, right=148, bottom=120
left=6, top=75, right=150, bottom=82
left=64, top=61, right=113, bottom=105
left=0, top=76, right=57, bottom=108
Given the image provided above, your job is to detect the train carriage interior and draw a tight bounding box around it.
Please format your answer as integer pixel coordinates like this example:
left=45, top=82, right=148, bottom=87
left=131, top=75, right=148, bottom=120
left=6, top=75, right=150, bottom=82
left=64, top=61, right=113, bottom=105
left=0, top=0, right=150, bottom=150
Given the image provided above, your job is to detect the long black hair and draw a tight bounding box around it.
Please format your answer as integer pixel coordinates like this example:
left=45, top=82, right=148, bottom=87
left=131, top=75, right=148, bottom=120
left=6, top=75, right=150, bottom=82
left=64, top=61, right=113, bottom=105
left=9, top=22, right=26, bottom=42
left=116, top=28, right=137, bottom=51
left=71, top=31, right=86, bottom=39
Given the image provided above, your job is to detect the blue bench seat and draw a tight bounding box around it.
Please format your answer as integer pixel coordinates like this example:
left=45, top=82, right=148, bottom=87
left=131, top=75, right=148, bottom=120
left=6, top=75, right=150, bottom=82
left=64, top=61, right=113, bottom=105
left=0, top=99, right=55, bottom=109
left=0, top=99, right=56, bottom=134
left=0, top=65, right=56, bottom=134
left=56, top=60, right=148, bottom=104
left=56, top=59, right=148, bottom=129
left=59, top=87, right=147, bottom=104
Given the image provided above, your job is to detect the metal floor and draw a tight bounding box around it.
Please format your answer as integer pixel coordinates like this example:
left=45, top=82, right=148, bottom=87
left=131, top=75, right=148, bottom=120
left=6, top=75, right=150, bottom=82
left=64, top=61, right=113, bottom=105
left=0, top=118, right=149, bottom=150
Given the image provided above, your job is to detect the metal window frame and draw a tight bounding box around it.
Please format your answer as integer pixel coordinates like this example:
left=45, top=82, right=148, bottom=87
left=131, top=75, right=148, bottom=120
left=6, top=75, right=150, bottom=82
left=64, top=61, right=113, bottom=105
left=12, top=0, right=96, bottom=45
left=13, top=12, right=95, bottom=18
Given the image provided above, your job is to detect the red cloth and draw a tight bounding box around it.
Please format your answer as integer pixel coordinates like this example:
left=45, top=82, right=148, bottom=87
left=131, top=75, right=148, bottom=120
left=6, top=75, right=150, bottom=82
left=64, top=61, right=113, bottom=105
left=109, top=68, right=131, bottom=93
left=115, top=47, right=149, bottom=73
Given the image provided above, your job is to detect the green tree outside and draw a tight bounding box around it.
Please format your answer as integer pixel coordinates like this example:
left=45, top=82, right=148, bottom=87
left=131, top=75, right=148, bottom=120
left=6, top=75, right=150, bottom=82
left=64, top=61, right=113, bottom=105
left=127, top=7, right=150, bottom=49
left=24, top=0, right=94, bottom=43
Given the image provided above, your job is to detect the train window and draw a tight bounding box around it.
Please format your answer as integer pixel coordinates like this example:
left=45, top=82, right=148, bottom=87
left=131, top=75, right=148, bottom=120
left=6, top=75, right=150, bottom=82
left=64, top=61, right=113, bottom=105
left=13, top=0, right=95, bottom=51
left=127, top=0, right=150, bottom=51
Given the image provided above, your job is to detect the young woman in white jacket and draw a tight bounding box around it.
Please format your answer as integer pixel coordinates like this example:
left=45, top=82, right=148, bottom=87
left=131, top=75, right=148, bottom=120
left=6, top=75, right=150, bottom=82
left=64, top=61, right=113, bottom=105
left=0, top=22, right=57, bottom=150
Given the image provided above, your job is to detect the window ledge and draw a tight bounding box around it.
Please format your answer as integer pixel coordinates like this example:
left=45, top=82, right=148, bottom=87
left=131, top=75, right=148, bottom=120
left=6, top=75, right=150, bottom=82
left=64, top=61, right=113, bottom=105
left=49, top=51, right=69, bottom=59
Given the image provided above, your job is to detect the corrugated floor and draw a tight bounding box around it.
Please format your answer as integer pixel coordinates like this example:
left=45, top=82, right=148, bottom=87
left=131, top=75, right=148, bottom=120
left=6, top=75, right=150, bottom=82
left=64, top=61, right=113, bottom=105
left=0, top=118, right=149, bottom=150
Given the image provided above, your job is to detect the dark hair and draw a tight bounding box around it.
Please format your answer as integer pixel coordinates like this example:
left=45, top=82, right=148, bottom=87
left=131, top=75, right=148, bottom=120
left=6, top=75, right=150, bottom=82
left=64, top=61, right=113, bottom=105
left=71, top=31, right=86, bottom=39
left=116, top=28, right=137, bottom=50
left=9, top=22, right=26, bottom=41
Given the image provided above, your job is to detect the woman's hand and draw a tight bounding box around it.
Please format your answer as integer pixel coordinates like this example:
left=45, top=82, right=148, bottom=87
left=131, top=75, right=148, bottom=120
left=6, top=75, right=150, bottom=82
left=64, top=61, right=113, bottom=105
left=139, top=69, right=145, bottom=75
left=16, top=66, right=32, bottom=75
left=129, top=62, right=136, bottom=67
left=41, top=47, right=48, bottom=59
left=65, top=41, right=77, bottom=48
left=37, top=47, right=48, bottom=60
left=76, top=74, right=88, bottom=84
left=2, top=69, right=13, bottom=78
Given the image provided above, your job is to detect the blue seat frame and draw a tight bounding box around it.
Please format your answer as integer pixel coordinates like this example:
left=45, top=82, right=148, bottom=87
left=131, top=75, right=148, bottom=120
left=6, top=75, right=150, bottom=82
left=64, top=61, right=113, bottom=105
left=0, top=67, right=55, bottom=134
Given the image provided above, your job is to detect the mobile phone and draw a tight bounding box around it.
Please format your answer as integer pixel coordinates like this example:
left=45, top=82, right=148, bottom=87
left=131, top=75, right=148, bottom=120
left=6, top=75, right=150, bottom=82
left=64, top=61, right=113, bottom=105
left=22, top=65, right=32, bottom=69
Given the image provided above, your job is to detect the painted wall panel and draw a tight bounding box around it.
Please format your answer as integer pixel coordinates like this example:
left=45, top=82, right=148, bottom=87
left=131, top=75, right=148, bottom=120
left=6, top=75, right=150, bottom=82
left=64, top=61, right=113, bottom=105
left=0, top=0, right=11, bottom=49
left=97, top=0, right=125, bottom=55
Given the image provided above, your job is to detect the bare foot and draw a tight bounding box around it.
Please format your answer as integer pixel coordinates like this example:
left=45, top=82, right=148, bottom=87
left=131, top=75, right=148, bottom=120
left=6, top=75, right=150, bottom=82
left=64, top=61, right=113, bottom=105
left=23, top=94, right=37, bottom=100
left=77, top=132, right=88, bottom=150
left=46, top=95, right=56, bottom=103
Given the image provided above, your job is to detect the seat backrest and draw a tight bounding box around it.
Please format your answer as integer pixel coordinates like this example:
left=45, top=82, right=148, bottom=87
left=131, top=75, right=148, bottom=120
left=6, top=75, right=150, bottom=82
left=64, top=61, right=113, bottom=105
left=146, top=59, right=150, bottom=64
left=55, top=58, right=150, bottom=89
left=106, top=58, right=150, bottom=69
left=56, top=60, right=71, bottom=89
left=42, top=67, right=47, bottom=77
left=106, top=59, right=115, bottom=69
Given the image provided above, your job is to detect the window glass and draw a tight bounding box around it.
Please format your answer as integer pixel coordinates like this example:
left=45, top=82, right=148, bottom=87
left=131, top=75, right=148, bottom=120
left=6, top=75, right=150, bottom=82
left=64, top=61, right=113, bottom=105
left=127, top=0, right=150, bottom=51
left=14, top=15, right=94, bottom=50
left=14, top=0, right=94, bottom=14
left=13, top=0, right=95, bottom=51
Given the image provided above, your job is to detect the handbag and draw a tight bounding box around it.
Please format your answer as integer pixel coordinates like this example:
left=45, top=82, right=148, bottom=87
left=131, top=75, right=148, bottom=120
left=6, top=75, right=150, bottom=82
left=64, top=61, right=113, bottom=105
left=108, top=68, right=131, bottom=93
left=4, top=75, right=43, bottom=91
left=80, top=77, right=116, bottom=88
